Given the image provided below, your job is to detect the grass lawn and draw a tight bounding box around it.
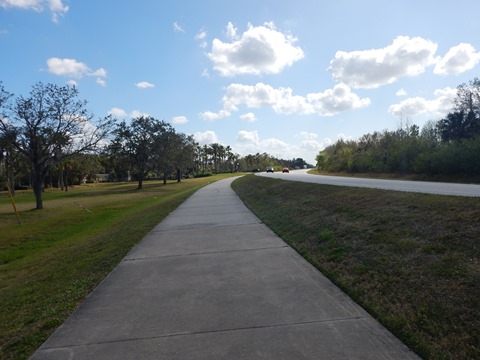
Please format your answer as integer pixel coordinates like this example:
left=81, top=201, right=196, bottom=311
left=231, top=175, right=479, bottom=360
left=0, top=174, right=238, bottom=359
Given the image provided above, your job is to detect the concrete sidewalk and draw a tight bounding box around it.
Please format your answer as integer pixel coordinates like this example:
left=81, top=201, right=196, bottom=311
left=32, top=177, right=420, bottom=359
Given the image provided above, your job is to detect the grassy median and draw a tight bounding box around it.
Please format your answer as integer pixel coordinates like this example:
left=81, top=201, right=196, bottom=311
left=0, top=175, right=238, bottom=360
left=231, top=175, right=479, bottom=360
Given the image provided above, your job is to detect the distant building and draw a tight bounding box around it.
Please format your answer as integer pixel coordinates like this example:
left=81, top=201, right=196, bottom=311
left=95, top=174, right=110, bottom=182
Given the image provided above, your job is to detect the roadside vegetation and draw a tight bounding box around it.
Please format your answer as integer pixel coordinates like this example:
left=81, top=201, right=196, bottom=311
left=232, top=175, right=479, bottom=360
left=316, top=78, right=480, bottom=181
left=0, top=175, right=237, bottom=359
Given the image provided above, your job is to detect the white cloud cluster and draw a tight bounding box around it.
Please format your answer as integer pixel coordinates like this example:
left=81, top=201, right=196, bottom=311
left=201, top=82, right=370, bottom=119
left=200, top=23, right=480, bottom=128
left=135, top=81, right=155, bottom=88
left=201, top=109, right=231, bottom=122
left=434, top=43, right=480, bottom=75
left=107, top=108, right=150, bottom=119
left=0, top=0, right=68, bottom=22
left=47, top=57, right=107, bottom=86
left=225, top=21, right=238, bottom=40
left=195, top=28, right=208, bottom=48
left=193, top=130, right=219, bottom=145
left=329, top=36, right=438, bottom=89
left=388, top=87, right=457, bottom=117
left=108, top=107, right=127, bottom=118
left=327, top=37, right=480, bottom=119
left=171, top=116, right=188, bottom=125
left=208, top=22, right=304, bottom=76
left=240, top=112, right=256, bottom=122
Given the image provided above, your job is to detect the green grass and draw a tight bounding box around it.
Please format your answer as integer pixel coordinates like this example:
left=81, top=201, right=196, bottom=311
left=0, top=174, right=239, bottom=359
left=231, top=175, right=480, bottom=360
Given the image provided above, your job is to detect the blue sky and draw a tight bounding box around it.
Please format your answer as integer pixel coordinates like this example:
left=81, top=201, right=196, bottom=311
left=1, top=0, right=480, bottom=164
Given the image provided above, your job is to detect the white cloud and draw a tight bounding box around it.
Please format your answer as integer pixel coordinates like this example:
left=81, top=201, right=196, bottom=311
left=193, top=130, right=219, bottom=145
left=388, top=86, right=456, bottom=117
left=203, top=82, right=370, bottom=119
left=49, top=0, right=68, bottom=22
left=195, top=28, right=208, bottom=48
left=262, top=137, right=290, bottom=152
left=173, top=21, right=185, bottom=33
left=237, top=130, right=260, bottom=144
left=200, top=109, right=231, bottom=121
left=329, top=36, right=438, bottom=89
left=300, top=139, right=324, bottom=152
left=171, top=116, right=188, bottom=125
left=240, top=112, right=257, bottom=122
left=295, top=132, right=334, bottom=154
left=396, top=88, right=407, bottom=96
left=306, top=83, right=371, bottom=115
left=135, top=81, right=155, bottom=88
left=0, top=0, right=41, bottom=10
left=130, top=110, right=150, bottom=119
left=46, top=58, right=107, bottom=85
left=96, top=78, right=106, bottom=87
left=107, top=107, right=128, bottom=118
left=434, top=43, right=480, bottom=75
left=296, top=131, right=318, bottom=141
left=67, top=79, right=77, bottom=87
left=0, top=0, right=68, bottom=22
left=107, top=108, right=153, bottom=119
left=208, top=22, right=304, bottom=76
left=91, top=68, right=107, bottom=77
left=225, top=21, right=238, bottom=40
left=235, top=132, right=290, bottom=158
left=47, top=58, right=89, bottom=77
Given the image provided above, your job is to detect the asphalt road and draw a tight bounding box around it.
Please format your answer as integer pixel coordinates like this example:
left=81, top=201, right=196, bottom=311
left=256, top=169, right=480, bottom=197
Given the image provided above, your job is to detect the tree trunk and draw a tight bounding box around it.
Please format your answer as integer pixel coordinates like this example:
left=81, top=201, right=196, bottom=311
left=58, top=167, right=64, bottom=190
left=33, top=177, right=44, bottom=209
left=176, top=168, right=181, bottom=183
left=8, top=172, right=15, bottom=197
left=64, top=163, right=68, bottom=192
left=6, top=152, right=15, bottom=196
left=137, top=174, right=143, bottom=190
left=163, top=173, right=167, bottom=185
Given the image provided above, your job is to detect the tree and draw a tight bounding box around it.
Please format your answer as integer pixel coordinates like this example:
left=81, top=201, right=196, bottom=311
left=438, top=78, right=480, bottom=142
left=0, top=82, right=114, bottom=209
left=0, top=128, right=19, bottom=195
left=453, top=78, right=480, bottom=115
left=157, top=125, right=181, bottom=184
left=209, top=143, right=221, bottom=173
left=168, top=133, right=197, bottom=182
left=111, top=116, right=172, bottom=189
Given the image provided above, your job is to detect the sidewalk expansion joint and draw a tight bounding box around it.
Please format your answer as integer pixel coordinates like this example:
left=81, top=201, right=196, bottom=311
left=41, top=315, right=368, bottom=351
left=124, top=245, right=291, bottom=262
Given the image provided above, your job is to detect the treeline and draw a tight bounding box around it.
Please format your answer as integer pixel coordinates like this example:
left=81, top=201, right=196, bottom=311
left=0, top=81, right=308, bottom=209
left=239, top=153, right=309, bottom=172
left=316, top=78, right=480, bottom=179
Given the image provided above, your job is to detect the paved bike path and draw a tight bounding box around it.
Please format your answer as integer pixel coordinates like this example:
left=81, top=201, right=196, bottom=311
left=32, top=177, right=420, bottom=359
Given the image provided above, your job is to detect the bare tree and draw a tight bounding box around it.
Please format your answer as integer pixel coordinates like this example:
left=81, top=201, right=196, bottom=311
left=0, top=82, right=114, bottom=209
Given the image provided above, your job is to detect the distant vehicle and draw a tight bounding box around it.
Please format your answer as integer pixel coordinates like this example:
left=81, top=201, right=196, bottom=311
left=282, top=167, right=289, bottom=173
left=266, top=167, right=274, bottom=173
left=251, top=168, right=261, bottom=172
